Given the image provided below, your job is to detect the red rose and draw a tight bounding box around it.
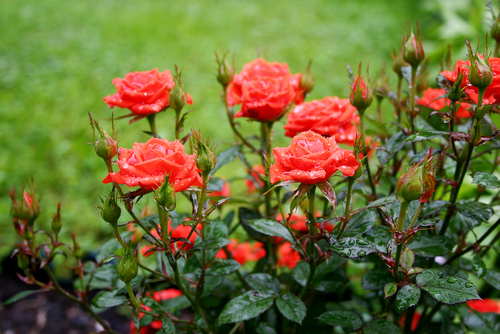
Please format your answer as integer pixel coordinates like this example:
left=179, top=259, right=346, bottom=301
left=283, top=96, right=359, bottom=145
left=141, top=220, right=202, bottom=256
left=103, top=138, right=203, bottom=191
left=215, top=239, right=266, bottom=265
left=103, top=68, right=193, bottom=121
left=440, top=57, right=500, bottom=105
left=466, top=298, right=500, bottom=313
left=270, top=131, right=360, bottom=184
left=277, top=242, right=301, bottom=269
left=417, top=88, right=471, bottom=120
left=227, top=58, right=303, bottom=121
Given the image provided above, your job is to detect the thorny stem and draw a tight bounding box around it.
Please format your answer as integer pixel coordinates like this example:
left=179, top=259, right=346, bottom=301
left=449, top=101, right=459, bottom=160
left=147, top=114, right=159, bottom=138
left=261, top=121, right=274, bottom=217
left=174, top=108, right=182, bottom=140
left=409, top=66, right=418, bottom=155
left=301, top=187, right=317, bottom=300
left=137, top=262, right=172, bottom=281
left=126, top=281, right=141, bottom=309
left=393, top=200, right=410, bottom=282
left=406, top=201, right=425, bottom=232
left=337, top=177, right=355, bottom=240
left=359, top=112, right=377, bottom=199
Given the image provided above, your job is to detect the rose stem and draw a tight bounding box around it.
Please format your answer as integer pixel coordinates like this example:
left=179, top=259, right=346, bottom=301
left=409, top=66, right=418, bottom=155
left=336, top=176, right=355, bottom=240
left=301, top=186, right=316, bottom=301
left=147, top=114, right=159, bottom=138
left=174, top=107, right=182, bottom=140
left=393, top=199, right=410, bottom=282
left=125, top=281, right=141, bottom=309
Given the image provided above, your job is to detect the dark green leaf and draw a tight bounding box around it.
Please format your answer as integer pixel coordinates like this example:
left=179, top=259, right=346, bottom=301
left=404, top=130, right=448, bottom=143
left=313, top=254, right=347, bottom=282
left=218, top=291, right=275, bottom=324
left=163, top=295, right=190, bottom=311
left=192, top=237, right=231, bottom=251
left=96, top=237, right=121, bottom=263
left=206, top=259, right=240, bottom=276
left=318, top=310, right=363, bottom=329
left=416, top=218, right=441, bottom=227
left=92, top=291, right=128, bottom=308
left=362, top=268, right=393, bottom=290
left=456, top=200, right=494, bottom=223
left=2, top=290, right=45, bottom=306
left=395, top=285, right=421, bottom=314
left=162, top=317, right=176, bottom=334
left=292, top=261, right=346, bottom=292
left=421, top=200, right=449, bottom=217
left=239, top=207, right=266, bottom=242
left=408, top=235, right=454, bottom=257
left=203, top=218, right=228, bottom=239
left=464, top=312, right=500, bottom=334
left=416, top=268, right=443, bottom=286
left=313, top=273, right=346, bottom=292
left=384, top=283, right=397, bottom=298
left=207, top=177, right=224, bottom=192
left=245, top=218, right=294, bottom=243
left=365, top=226, right=391, bottom=253
left=343, top=210, right=377, bottom=237
left=472, top=254, right=487, bottom=279
left=376, top=132, right=407, bottom=165
left=246, top=273, right=280, bottom=295
left=471, top=172, right=500, bottom=189
left=364, top=319, right=402, bottom=334
left=256, top=323, right=277, bottom=334
left=484, top=270, right=500, bottom=290
left=276, top=293, right=306, bottom=324
left=329, top=238, right=376, bottom=258
left=421, top=276, right=480, bottom=305
left=364, top=195, right=398, bottom=209
left=211, top=145, right=241, bottom=175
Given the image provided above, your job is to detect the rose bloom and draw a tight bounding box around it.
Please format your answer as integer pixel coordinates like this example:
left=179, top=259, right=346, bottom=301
left=417, top=88, right=471, bottom=120
left=130, top=288, right=182, bottom=334
left=440, top=57, right=500, bottom=105
left=245, top=165, right=266, bottom=193
left=104, top=68, right=193, bottom=121
left=467, top=298, right=500, bottom=313
left=216, top=239, right=266, bottom=265
left=270, top=131, right=360, bottom=184
left=227, top=58, right=303, bottom=121
left=277, top=242, right=301, bottom=269
left=141, top=220, right=202, bottom=256
left=103, top=138, right=203, bottom=191
left=283, top=97, right=359, bottom=145
left=273, top=213, right=334, bottom=244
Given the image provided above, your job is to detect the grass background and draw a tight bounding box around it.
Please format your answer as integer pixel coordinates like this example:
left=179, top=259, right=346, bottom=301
left=0, top=0, right=490, bottom=262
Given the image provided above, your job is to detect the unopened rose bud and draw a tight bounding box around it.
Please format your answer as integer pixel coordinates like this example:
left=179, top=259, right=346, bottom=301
left=447, top=72, right=465, bottom=102
left=117, top=245, right=138, bottom=283
left=9, top=185, right=40, bottom=227
left=349, top=64, right=373, bottom=113
left=155, top=174, right=176, bottom=211
left=396, top=162, right=425, bottom=203
left=215, top=51, right=234, bottom=88
left=192, top=130, right=216, bottom=174
left=300, top=60, right=315, bottom=96
left=391, top=46, right=409, bottom=79
left=101, top=189, right=121, bottom=226
left=465, top=38, right=493, bottom=91
left=89, top=113, right=118, bottom=161
left=169, top=67, right=189, bottom=111
left=72, top=233, right=83, bottom=259
left=403, top=24, right=425, bottom=68
left=51, top=203, right=63, bottom=236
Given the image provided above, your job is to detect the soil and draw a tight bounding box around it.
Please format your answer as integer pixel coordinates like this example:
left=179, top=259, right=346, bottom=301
left=0, top=253, right=130, bottom=334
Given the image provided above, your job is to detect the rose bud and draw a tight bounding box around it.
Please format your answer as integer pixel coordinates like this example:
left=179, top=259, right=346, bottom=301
left=101, top=188, right=121, bottom=227
left=51, top=203, right=63, bottom=236
left=118, top=245, right=138, bottom=283
left=403, top=24, right=425, bottom=68
left=349, top=63, right=373, bottom=113
left=169, top=66, right=189, bottom=111
left=465, top=38, right=493, bottom=91
left=89, top=113, right=118, bottom=162
left=192, top=130, right=217, bottom=175
left=396, top=161, right=425, bottom=203
left=215, top=51, right=234, bottom=88
left=155, top=174, right=176, bottom=211
left=447, top=72, right=466, bottom=103
left=9, top=185, right=40, bottom=227
left=391, top=45, right=409, bottom=79
left=300, top=59, right=315, bottom=96
left=71, top=233, right=83, bottom=259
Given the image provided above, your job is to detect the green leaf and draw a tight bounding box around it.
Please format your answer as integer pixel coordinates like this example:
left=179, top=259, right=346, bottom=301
left=239, top=207, right=266, bottom=242
left=362, top=268, right=393, bottom=290
left=207, top=177, right=224, bottom=192
left=204, top=218, right=228, bottom=239
left=162, top=317, right=176, bottom=334
left=484, top=270, right=500, bottom=290
left=472, top=254, right=487, bottom=279
left=416, top=268, right=443, bottom=286
left=399, top=248, right=415, bottom=270
left=246, top=273, right=280, bottom=295
left=329, top=237, right=376, bottom=258
left=416, top=218, right=441, bottom=227
left=96, top=237, right=121, bottom=263
left=2, top=290, right=44, bottom=306
left=395, top=285, right=421, bottom=314
left=376, top=132, right=407, bottom=165
left=421, top=276, right=480, bottom=305
left=364, top=319, right=402, bottom=334
left=384, top=282, right=397, bottom=298
left=245, top=218, right=294, bottom=243
left=218, top=291, right=276, bottom=324
left=206, top=259, right=240, bottom=276
left=276, top=293, right=306, bottom=324
left=211, top=145, right=241, bottom=175
left=292, top=261, right=346, bottom=292
left=256, top=323, right=277, bottom=334
left=365, top=226, right=391, bottom=253
left=408, top=235, right=454, bottom=257
left=471, top=172, right=500, bottom=189
left=464, top=312, right=500, bottom=334
left=456, top=200, right=494, bottom=223
left=92, top=291, right=128, bottom=308
left=364, top=195, right=398, bottom=209
left=318, top=310, right=363, bottom=330
left=404, top=130, right=448, bottom=143
left=192, top=237, right=231, bottom=251
left=342, top=210, right=377, bottom=237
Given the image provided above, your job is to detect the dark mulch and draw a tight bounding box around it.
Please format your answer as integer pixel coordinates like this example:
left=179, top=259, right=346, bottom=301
left=0, top=254, right=130, bottom=334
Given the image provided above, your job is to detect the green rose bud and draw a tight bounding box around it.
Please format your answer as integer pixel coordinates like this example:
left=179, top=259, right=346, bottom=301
left=396, top=162, right=425, bottom=203
left=349, top=63, right=373, bottom=113
left=192, top=130, right=217, bottom=174
left=155, top=174, right=176, bottom=211
left=101, top=189, right=121, bottom=227
left=51, top=203, right=63, bottom=235
left=403, top=24, right=425, bottom=68
left=89, top=113, right=118, bottom=161
left=117, top=245, right=138, bottom=283
left=465, top=38, right=493, bottom=91
left=169, top=66, right=189, bottom=111
left=215, top=50, right=234, bottom=88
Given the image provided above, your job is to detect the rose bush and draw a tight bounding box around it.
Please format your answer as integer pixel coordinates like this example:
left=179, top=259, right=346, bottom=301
left=102, top=137, right=203, bottom=191
left=270, top=130, right=360, bottom=184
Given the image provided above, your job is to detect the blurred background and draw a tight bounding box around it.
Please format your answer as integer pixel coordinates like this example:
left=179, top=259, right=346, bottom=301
left=0, top=0, right=491, bottom=263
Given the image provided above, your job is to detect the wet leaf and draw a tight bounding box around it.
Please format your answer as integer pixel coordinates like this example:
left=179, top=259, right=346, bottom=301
left=343, top=210, right=377, bottom=237
left=192, top=238, right=231, bottom=251
left=292, top=261, right=346, bottom=292
left=211, top=145, right=241, bottom=175
left=317, top=181, right=337, bottom=210
left=416, top=268, right=443, bottom=286
left=404, top=130, right=448, bottom=143
left=362, top=268, right=393, bottom=290
left=408, top=235, right=454, bottom=257
left=245, top=218, right=294, bottom=243
left=395, top=285, right=421, bottom=314
left=472, top=254, right=486, bottom=279
left=456, top=200, right=494, bottom=223
left=256, top=323, right=276, bottom=334
left=364, top=195, right=398, bottom=209
left=463, top=312, right=500, bottom=334
left=416, top=218, right=441, bottom=227
left=218, top=291, right=275, bottom=324
left=484, top=270, right=500, bottom=290
left=365, top=226, right=391, bottom=253
left=318, top=310, right=363, bottom=329
left=162, top=317, right=176, bottom=334
left=246, top=273, right=281, bottom=295
left=421, top=276, right=480, bottom=305
left=239, top=207, right=267, bottom=242
left=364, top=319, right=402, bottom=334
left=399, top=248, right=415, bottom=270
left=471, top=172, right=500, bottom=189
left=384, top=282, right=397, bottom=298
left=206, top=259, right=240, bottom=276
left=328, top=237, right=376, bottom=259
left=276, top=293, right=306, bottom=324
left=376, top=132, right=407, bottom=165
left=92, top=291, right=128, bottom=308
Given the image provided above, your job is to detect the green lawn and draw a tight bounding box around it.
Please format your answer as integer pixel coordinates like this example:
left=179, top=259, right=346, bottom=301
left=0, top=0, right=485, bottom=260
